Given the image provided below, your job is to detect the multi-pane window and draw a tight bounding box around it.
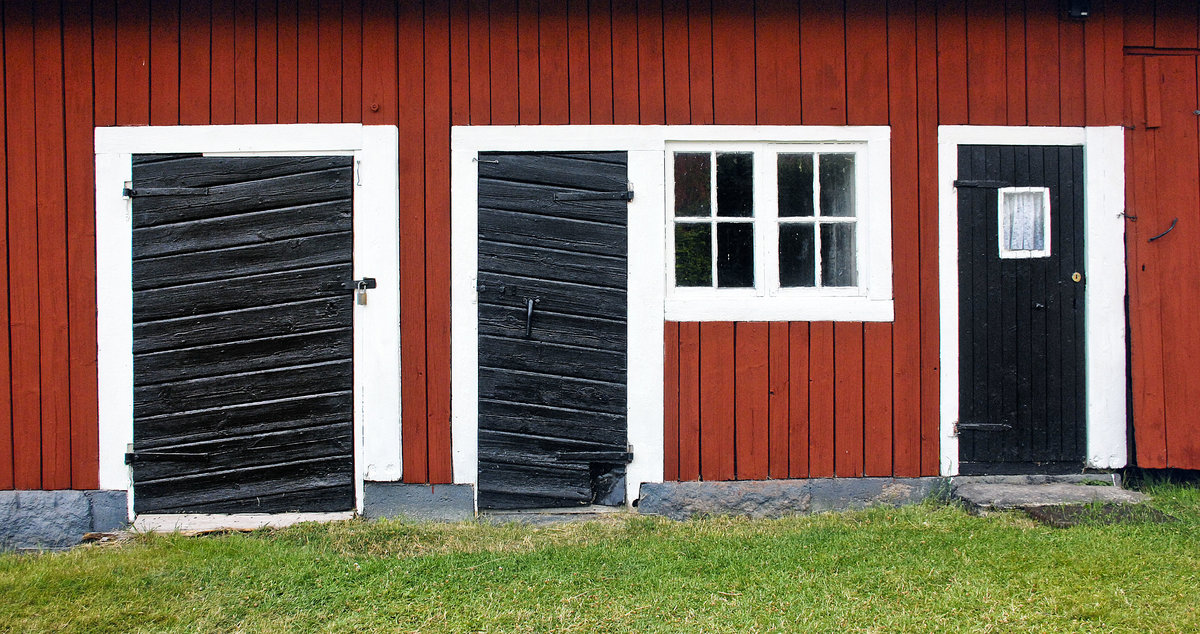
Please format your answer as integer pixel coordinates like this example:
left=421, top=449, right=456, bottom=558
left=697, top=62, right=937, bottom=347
left=669, top=144, right=864, bottom=295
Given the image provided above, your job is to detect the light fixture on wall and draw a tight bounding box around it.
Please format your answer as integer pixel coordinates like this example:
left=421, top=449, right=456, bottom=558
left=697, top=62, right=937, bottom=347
left=1065, top=0, right=1091, bottom=20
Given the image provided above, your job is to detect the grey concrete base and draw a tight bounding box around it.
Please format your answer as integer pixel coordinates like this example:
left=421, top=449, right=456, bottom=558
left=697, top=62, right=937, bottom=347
left=0, top=490, right=128, bottom=551
left=362, top=482, right=474, bottom=522
left=951, top=481, right=1147, bottom=511
left=637, top=478, right=949, bottom=521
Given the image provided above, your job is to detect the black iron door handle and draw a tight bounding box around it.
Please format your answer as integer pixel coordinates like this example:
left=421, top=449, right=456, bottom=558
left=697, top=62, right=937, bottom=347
left=524, top=297, right=538, bottom=337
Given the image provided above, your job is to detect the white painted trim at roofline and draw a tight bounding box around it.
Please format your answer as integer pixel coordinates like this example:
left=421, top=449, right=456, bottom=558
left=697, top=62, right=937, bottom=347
left=937, top=125, right=1127, bottom=475
left=95, top=124, right=402, bottom=521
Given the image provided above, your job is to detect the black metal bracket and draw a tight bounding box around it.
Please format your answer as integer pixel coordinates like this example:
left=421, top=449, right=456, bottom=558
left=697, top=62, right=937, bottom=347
left=1148, top=218, right=1178, bottom=243
left=554, top=190, right=634, bottom=202
left=955, top=421, right=1013, bottom=433
left=123, top=187, right=210, bottom=197
left=340, top=277, right=377, bottom=291
left=953, top=180, right=1010, bottom=189
left=125, top=451, right=210, bottom=464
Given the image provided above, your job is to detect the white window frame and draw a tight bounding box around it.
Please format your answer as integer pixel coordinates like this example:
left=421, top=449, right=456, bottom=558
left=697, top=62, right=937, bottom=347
left=997, top=186, right=1052, bottom=259
left=95, top=124, right=402, bottom=521
left=938, top=125, right=1127, bottom=475
left=665, top=131, right=892, bottom=322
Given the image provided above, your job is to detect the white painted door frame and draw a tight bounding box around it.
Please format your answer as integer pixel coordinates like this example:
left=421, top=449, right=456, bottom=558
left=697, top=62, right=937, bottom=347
left=95, top=124, right=402, bottom=521
left=937, top=125, right=1127, bottom=475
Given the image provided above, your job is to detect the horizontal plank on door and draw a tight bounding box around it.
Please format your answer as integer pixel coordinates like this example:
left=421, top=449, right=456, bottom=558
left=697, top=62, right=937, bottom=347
left=479, top=366, right=626, bottom=415
left=135, top=391, right=352, bottom=447
left=478, top=335, right=625, bottom=384
left=478, top=429, right=621, bottom=468
left=478, top=207, right=626, bottom=255
left=477, top=272, right=626, bottom=321
left=479, top=240, right=626, bottom=289
left=476, top=460, right=592, bottom=507
left=132, top=199, right=352, bottom=259
left=479, top=305, right=625, bottom=352
left=133, top=155, right=352, bottom=188
left=135, top=327, right=351, bottom=385
left=478, top=399, right=626, bottom=446
left=133, top=231, right=351, bottom=291
left=133, top=297, right=351, bottom=353
left=131, top=167, right=352, bottom=228
left=478, top=181, right=628, bottom=224
left=133, top=422, right=352, bottom=481
left=133, top=264, right=353, bottom=322
left=134, top=359, right=352, bottom=418
left=133, top=456, right=353, bottom=513
left=478, top=152, right=628, bottom=190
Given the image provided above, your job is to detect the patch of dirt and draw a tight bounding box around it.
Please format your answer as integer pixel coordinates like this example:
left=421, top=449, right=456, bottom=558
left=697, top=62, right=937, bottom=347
left=1022, top=503, right=1176, bottom=528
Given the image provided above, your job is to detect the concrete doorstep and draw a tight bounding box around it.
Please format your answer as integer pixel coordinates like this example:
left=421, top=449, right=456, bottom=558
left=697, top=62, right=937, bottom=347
left=950, top=474, right=1149, bottom=514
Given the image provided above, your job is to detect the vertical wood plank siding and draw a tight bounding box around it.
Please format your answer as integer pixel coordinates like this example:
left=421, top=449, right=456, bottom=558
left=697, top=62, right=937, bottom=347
left=4, top=0, right=1193, bottom=490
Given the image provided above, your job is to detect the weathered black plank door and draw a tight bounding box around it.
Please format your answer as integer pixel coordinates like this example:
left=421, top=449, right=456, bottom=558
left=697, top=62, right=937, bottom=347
left=130, top=154, right=356, bottom=513
left=957, top=145, right=1085, bottom=474
left=477, top=152, right=630, bottom=509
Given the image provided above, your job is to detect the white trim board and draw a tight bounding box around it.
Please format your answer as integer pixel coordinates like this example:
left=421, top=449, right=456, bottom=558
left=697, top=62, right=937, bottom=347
left=95, top=124, right=402, bottom=520
left=937, top=125, right=1127, bottom=475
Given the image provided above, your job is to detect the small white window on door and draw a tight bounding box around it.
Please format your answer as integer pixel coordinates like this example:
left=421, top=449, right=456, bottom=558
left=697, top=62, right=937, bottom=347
left=998, top=186, right=1051, bottom=259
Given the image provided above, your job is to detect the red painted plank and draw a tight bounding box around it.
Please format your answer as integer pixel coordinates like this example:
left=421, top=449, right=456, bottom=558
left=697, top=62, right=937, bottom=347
left=233, top=0, right=256, bottom=123
left=637, top=0, right=665, bottom=124
left=1126, top=56, right=1167, bottom=468
left=450, top=0, right=470, bottom=127
left=834, top=323, right=864, bottom=478
left=6, top=0, right=41, bottom=489
left=610, top=0, right=639, bottom=123
left=296, top=0, right=320, bottom=123
left=787, top=323, right=810, bottom=479
left=276, top=0, right=299, bottom=123
left=149, top=0, right=180, bottom=125
left=1024, top=0, right=1061, bottom=126
left=687, top=0, right=713, bottom=124
left=1144, top=57, right=1162, bottom=129
left=936, top=0, right=968, bottom=125
left=361, top=0, right=397, bottom=124
left=1101, top=4, right=1124, bottom=125
left=539, top=0, right=570, bottom=125
left=178, top=0, right=212, bottom=124
left=1083, top=12, right=1106, bottom=127
left=210, top=0, right=236, bottom=124
left=1004, top=0, right=1027, bottom=125
left=735, top=323, right=769, bottom=480
left=92, top=0, right=117, bottom=127
left=517, top=0, right=539, bottom=123
left=0, top=15, right=12, bottom=489
left=342, top=0, right=363, bottom=122
left=588, top=0, right=614, bottom=124
left=678, top=322, right=701, bottom=481
left=799, top=1, right=846, bottom=125
left=663, top=322, right=680, bottom=481
left=256, top=0, right=279, bottom=123
left=398, top=2, right=428, bottom=482
left=1158, top=57, right=1200, bottom=469
left=33, top=0, right=71, bottom=489
left=916, top=0, right=941, bottom=476
left=116, top=0, right=150, bottom=125
left=490, top=0, right=519, bottom=124
left=753, top=0, right=800, bottom=125
left=711, top=1, right=755, bottom=124
left=699, top=322, right=735, bottom=481
left=317, top=0, right=342, bottom=122
left=662, top=0, right=689, bottom=124
left=966, top=0, right=1006, bottom=125
left=863, top=322, right=893, bottom=476
left=425, top=0, right=453, bottom=484
left=567, top=0, right=591, bottom=124
left=63, top=0, right=99, bottom=489
left=845, top=0, right=889, bottom=126
left=808, top=322, right=835, bottom=478
left=1058, top=19, right=1086, bottom=127
left=468, top=0, right=492, bottom=124
left=890, top=0, right=922, bottom=478
left=767, top=322, right=790, bottom=479
left=1154, top=0, right=1200, bottom=50
left=1123, top=0, right=1154, bottom=48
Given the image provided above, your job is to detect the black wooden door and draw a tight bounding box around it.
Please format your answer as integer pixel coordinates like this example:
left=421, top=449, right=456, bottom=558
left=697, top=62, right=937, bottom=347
left=130, top=154, right=355, bottom=513
left=477, top=152, right=630, bottom=510
left=957, top=145, right=1085, bottom=474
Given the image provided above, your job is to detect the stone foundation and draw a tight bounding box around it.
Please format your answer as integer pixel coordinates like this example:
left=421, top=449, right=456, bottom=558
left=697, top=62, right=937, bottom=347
left=362, top=482, right=475, bottom=522
left=0, top=490, right=127, bottom=551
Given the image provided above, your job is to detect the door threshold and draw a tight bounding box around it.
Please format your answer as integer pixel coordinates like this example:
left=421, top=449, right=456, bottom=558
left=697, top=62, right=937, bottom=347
left=479, top=505, right=628, bottom=525
left=134, top=511, right=355, bottom=533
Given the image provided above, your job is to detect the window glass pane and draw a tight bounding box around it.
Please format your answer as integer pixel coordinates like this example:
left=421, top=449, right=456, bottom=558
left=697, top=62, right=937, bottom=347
left=1002, top=190, right=1047, bottom=251
left=778, top=153, right=815, bottom=217
left=819, top=153, right=856, bottom=217
left=674, top=152, right=712, bottom=218
left=779, top=224, right=816, bottom=287
left=717, top=223, right=754, bottom=287
left=716, top=152, right=754, bottom=217
left=820, top=223, right=856, bottom=286
left=675, top=223, right=712, bottom=286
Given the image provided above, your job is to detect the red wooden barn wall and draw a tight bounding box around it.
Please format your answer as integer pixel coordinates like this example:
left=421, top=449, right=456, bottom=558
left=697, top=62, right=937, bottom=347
left=0, top=0, right=1196, bottom=491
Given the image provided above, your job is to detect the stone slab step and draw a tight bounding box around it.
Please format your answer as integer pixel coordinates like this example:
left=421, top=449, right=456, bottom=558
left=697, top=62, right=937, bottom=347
left=480, top=505, right=627, bottom=526
left=951, top=481, right=1147, bottom=512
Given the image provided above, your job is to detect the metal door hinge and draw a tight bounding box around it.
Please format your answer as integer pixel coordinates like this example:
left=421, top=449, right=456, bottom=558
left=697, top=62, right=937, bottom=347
left=554, top=189, right=634, bottom=202
left=123, top=187, right=210, bottom=198
left=952, top=180, right=1010, bottom=189
left=954, top=421, right=1013, bottom=434
left=125, top=451, right=210, bottom=464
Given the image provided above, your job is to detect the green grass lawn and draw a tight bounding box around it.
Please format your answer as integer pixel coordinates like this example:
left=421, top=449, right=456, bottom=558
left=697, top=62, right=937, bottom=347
left=2, top=483, right=1199, bottom=633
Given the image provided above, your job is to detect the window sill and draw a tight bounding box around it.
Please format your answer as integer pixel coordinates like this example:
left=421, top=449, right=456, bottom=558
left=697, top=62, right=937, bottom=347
left=664, top=295, right=894, bottom=322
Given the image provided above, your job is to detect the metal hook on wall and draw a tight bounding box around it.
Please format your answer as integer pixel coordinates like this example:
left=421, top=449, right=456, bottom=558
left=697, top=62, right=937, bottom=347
left=1149, top=217, right=1178, bottom=243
